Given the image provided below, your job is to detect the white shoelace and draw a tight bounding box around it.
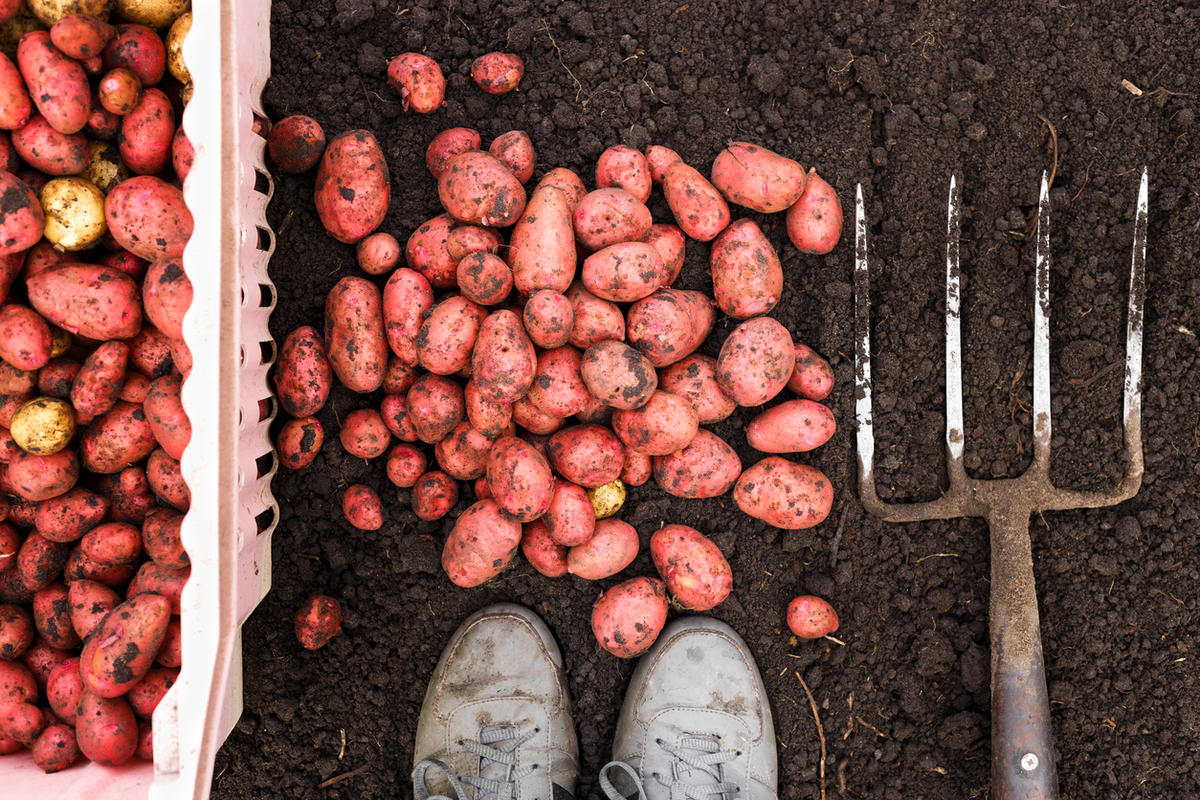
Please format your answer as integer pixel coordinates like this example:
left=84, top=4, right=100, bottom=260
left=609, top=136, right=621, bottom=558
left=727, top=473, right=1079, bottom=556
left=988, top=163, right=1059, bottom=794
left=413, top=726, right=540, bottom=800
left=599, top=735, right=741, bottom=800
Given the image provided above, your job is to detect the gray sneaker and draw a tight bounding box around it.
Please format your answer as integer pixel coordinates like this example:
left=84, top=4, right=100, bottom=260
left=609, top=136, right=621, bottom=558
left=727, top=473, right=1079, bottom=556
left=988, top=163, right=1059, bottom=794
left=600, top=617, right=778, bottom=800
left=412, top=603, right=579, bottom=800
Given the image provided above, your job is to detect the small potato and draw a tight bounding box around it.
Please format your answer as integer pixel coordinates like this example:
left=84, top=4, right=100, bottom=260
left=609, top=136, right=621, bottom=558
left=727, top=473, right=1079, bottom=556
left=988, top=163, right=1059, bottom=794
left=164, top=10, right=189, bottom=83
left=34, top=488, right=108, bottom=543
left=382, top=268, right=434, bottom=365
left=522, top=289, right=574, bottom=349
left=8, top=448, right=78, bottom=500
left=611, top=390, right=698, bottom=456
left=658, top=354, right=735, bottom=423
left=102, top=25, right=166, bottom=87
left=643, top=224, right=685, bottom=286
left=710, top=219, right=782, bottom=319
left=277, top=417, right=323, bottom=470
left=27, top=264, right=141, bottom=341
left=652, top=429, right=741, bottom=498
left=62, top=549, right=134, bottom=590
left=405, top=213, right=458, bottom=289
left=387, top=52, right=445, bottom=113
left=76, top=691, right=137, bottom=766
left=587, top=479, right=625, bottom=519
left=572, top=187, right=652, bottom=251
left=0, top=700, right=45, bottom=747
left=445, top=224, right=501, bottom=261
left=382, top=357, right=419, bottom=395
left=356, top=231, right=400, bottom=275
left=591, top=576, right=667, bottom=658
left=441, top=499, right=521, bottom=587
left=170, top=128, right=192, bottom=180
left=470, top=52, right=524, bottom=94
left=125, top=563, right=188, bottom=613
left=342, top=484, right=382, bottom=530
left=621, top=449, right=651, bottom=486
left=734, top=456, right=833, bottom=529
left=509, top=185, right=576, bottom=295
left=86, top=101, right=120, bottom=140
left=16, top=31, right=89, bottom=135
left=0, top=603, right=33, bottom=658
left=127, top=324, right=173, bottom=379
left=521, top=520, right=568, bottom=578
left=141, top=258, right=190, bottom=340
left=626, top=289, right=715, bottom=368
left=595, top=145, right=652, bottom=203
left=580, top=340, right=657, bottom=411
left=40, top=176, right=106, bottom=251
left=716, top=316, right=795, bottom=407
left=746, top=399, right=836, bottom=453
left=266, top=114, right=325, bottom=174
left=547, top=424, right=624, bottom=488
left=406, top=373, right=464, bottom=444
left=32, top=582, right=77, bottom=649
left=417, top=295, right=486, bottom=375
left=0, top=658, right=35, bottom=703
left=425, top=127, right=480, bottom=178
left=486, top=435, right=553, bottom=522
left=511, top=394, right=564, bottom=436
left=463, top=380, right=512, bottom=439
left=79, top=521, right=140, bottom=566
left=314, top=130, right=389, bottom=244
left=102, top=466, right=155, bottom=525
left=12, top=114, right=89, bottom=175
left=144, top=374, right=189, bottom=459
left=710, top=142, right=807, bottom=214
left=488, top=129, right=535, bottom=183
left=456, top=252, right=513, bottom=306
left=0, top=172, right=43, bottom=255
left=565, top=282, right=624, bottom=350
left=0, top=52, right=32, bottom=130
left=412, top=471, right=458, bottom=521
left=273, top=326, right=331, bottom=417
left=644, top=144, right=681, bottom=183
left=339, top=408, right=390, bottom=459
left=294, top=595, right=342, bottom=650
left=535, top=168, right=586, bottom=211
left=324, top=276, right=387, bottom=393
left=71, top=340, right=129, bottom=424
left=114, top=0, right=187, bottom=28
left=380, top=394, right=418, bottom=441
left=472, top=310, right=535, bottom=404
left=439, top=150, right=526, bottom=227
left=126, top=666, right=176, bottom=718
left=542, top=478, right=594, bottom=547
left=567, top=518, right=638, bottom=580
left=663, top=162, right=730, bottom=242
left=527, top=347, right=590, bottom=419
left=46, top=658, right=83, bottom=724
left=83, top=139, right=130, bottom=192
left=433, top=421, right=492, bottom=480
left=385, top=443, right=426, bottom=487
left=786, top=170, right=842, bottom=254
left=145, top=449, right=188, bottom=511
left=10, top=396, right=75, bottom=455
left=50, top=14, right=115, bottom=61
left=118, top=87, right=173, bottom=175
left=105, top=175, right=193, bottom=261
left=80, top=401, right=157, bottom=474
left=79, top=592, right=169, bottom=697
left=141, top=508, right=186, bottom=568
left=650, top=524, right=732, bottom=611
left=581, top=241, right=667, bottom=303
left=787, top=595, right=839, bottom=638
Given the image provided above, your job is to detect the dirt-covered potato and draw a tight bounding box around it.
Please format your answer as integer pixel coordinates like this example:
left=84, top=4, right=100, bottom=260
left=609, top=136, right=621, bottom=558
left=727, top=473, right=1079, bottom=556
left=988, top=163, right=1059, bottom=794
left=0, top=602, right=33, bottom=658
left=709, top=219, right=782, bottom=319
left=267, top=114, right=325, bottom=174
left=105, top=175, right=193, bottom=261
left=324, top=276, right=387, bottom=393
left=644, top=144, right=681, bottom=183
left=0, top=171, right=43, bottom=254
left=119, top=87, right=173, bottom=175
left=7, top=447, right=78, bottom=500
left=416, top=295, right=486, bottom=375
left=27, top=264, right=141, bottom=341
left=786, top=595, right=839, bottom=638
left=650, top=524, right=732, bottom=611
left=643, top=224, right=685, bottom=286
left=509, top=185, right=576, bottom=296
left=114, top=0, right=188, bottom=28
left=433, top=421, right=492, bottom=481
left=733, top=456, right=833, bottom=530
left=547, top=424, right=624, bottom=488
left=611, top=390, right=698, bottom=456
left=165, top=10, right=190, bottom=83
left=34, top=487, right=108, bottom=542
left=581, top=241, right=667, bottom=303
left=441, top=499, right=522, bottom=587
left=521, top=519, right=568, bottom=578
left=31, top=581, right=76, bottom=649
left=40, top=176, right=106, bottom=250
left=380, top=393, right=419, bottom=441
left=12, top=114, right=89, bottom=174
left=526, top=347, right=590, bottom=419
left=710, top=142, right=807, bottom=213
left=79, top=592, right=169, bottom=697
left=786, top=170, right=842, bottom=254
left=382, top=268, right=433, bottom=365
left=542, top=478, right=594, bottom=546
left=456, top=252, right=512, bottom=306
left=406, top=373, right=464, bottom=444
left=572, top=187, right=652, bottom=251
left=83, top=139, right=129, bottom=191
left=404, top=213, right=458, bottom=289
left=314, top=130, right=389, bottom=244
left=580, top=340, right=657, bottom=411
left=658, top=354, right=736, bottom=423
left=16, top=30, right=89, bottom=134
left=463, top=380, right=512, bottom=440
left=339, top=408, right=391, bottom=459
left=595, top=144, right=652, bottom=203
left=45, top=658, right=83, bottom=724
left=354, top=231, right=399, bottom=275
left=79, top=521, right=141, bottom=565
left=71, top=340, right=128, bottom=424
left=652, top=429, right=741, bottom=499
left=126, top=665, right=177, bottom=718
left=486, top=435, right=553, bottom=522
left=425, top=127, right=480, bottom=178
left=470, top=52, right=524, bottom=94
left=662, top=161, right=730, bottom=242
left=472, top=310, right=535, bottom=404
left=274, top=326, right=331, bottom=417
left=0, top=306, right=47, bottom=371
left=103, top=24, right=166, bottom=87
left=567, top=518, right=638, bottom=580
left=522, top=289, right=574, bottom=349
left=489, top=129, right=535, bottom=183
left=510, top=394, right=565, bottom=436
left=385, top=443, right=426, bottom=487
left=294, top=595, right=342, bottom=650
left=387, top=52, right=445, bottom=113
left=621, top=449, right=651, bottom=487
left=445, top=224, right=501, bottom=261
left=9, top=396, right=75, bottom=455
left=535, top=167, right=586, bottom=211
left=591, top=576, right=668, bottom=658
left=141, top=508, right=186, bottom=568
left=746, top=399, right=836, bottom=453
left=411, top=471, right=458, bottom=521
left=0, top=52, right=32, bottom=130
left=587, top=479, right=625, bottom=519
left=141, top=258, right=190, bottom=340
left=565, top=282, right=624, bottom=350
left=144, top=374, right=189, bottom=459
left=788, top=343, right=834, bottom=401
left=715, top=316, right=795, bottom=407
left=626, top=289, right=715, bottom=368
left=75, top=692, right=137, bottom=766
left=341, top=483, right=382, bottom=530
left=438, top=150, right=526, bottom=227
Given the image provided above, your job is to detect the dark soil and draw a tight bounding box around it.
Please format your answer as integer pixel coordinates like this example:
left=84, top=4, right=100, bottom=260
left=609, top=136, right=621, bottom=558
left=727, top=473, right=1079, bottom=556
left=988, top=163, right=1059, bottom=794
left=212, top=1, right=1200, bottom=798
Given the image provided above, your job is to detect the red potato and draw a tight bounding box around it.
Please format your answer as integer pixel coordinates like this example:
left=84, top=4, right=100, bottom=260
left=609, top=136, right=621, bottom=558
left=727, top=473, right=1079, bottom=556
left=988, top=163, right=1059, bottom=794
left=734, top=457, right=832, bottom=529
left=294, top=595, right=342, bottom=650
left=535, top=168, right=586, bottom=211
left=547, top=424, right=624, bottom=488
left=71, top=341, right=128, bottom=424
left=644, top=144, right=681, bottom=183
left=455, top=253, right=512, bottom=307
left=146, top=449, right=187, bottom=510
left=273, top=326, right=331, bottom=417
left=135, top=720, right=151, bottom=760
left=0, top=305, right=51, bottom=370
left=105, top=175, right=193, bottom=261
left=417, top=295, right=486, bottom=376
left=314, top=130, right=389, bottom=244
left=650, top=525, right=732, bottom=611
left=425, top=127, right=480, bottom=178
left=406, top=373, right=464, bottom=444
left=652, top=429, right=742, bottom=499
left=580, top=340, right=657, bottom=410
left=716, top=317, right=795, bottom=407
left=412, top=471, right=458, bottom=521
left=86, top=101, right=120, bottom=140
left=626, top=289, right=715, bottom=368
left=8, top=448, right=78, bottom=500
left=445, top=224, right=501, bottom=261
left=434, top=421, right=492, bottom=481
left=464, top=380, right=512, bottom=439
left=62, top=550, right=135, bottom=590
left=710, top=219, right=783, bottom=319
left=470, top=52, right=524, bottom=94
left=621, top=449, right=651, bottom=486
left=746, top=399, right=836, bottom=454
left=441, top=498, right=522, bottom=587
left=486, top=435, right=553, bottom=522
left=103, top=25, right=166, bottom=87
left=658, top=355, right=735, bottom=423
left=100, top=467, right=156, bottom=525
left=79, top=592, right=169, bottom=697
left=0, top=250, right=21, bottom=302
left=356, top=231, right=400, bottom=275
left=46, top=658, right=83, bottom=724
left=33, top=722, right=80, bottom=772
left=527, top=347, right=590, bottom=419
left=663, top=162, right=730, bottom=242
left=35, top=488, right=108, bottom=543
left=266, top=114, right=325, bottom=174
left=611, top=390, right=699, bottom=456
left=0, top=53, right=32, bottom=129
left=277, top=417, right=324, bottom=470
left=591, top=576, right=668, bottom=658
left=67, top=580, right=119, bottom=641
left=382, top=268, right=434, bottom=366
left=387, top=52, right=445, bottom=113
left=342, top=484, right=382, bottom=531
left=0, top=659, right=35, bottom=703
left=489, top=130, right=535, bottom=183
left=788, top=343, right=833, bottom=401
left=167, top=336, right=191, bottom=377
left=710, top=142, right=807, bottom=214
left=521, top=520, right=568, bottom=578
left=0, top=172, right=43, bottom=255
left=22, top=638, right=72, bottom=687
left=144, top=375, right=189, bottom=460
left=80, top=522, right=141, bottom=565
left=643, top=224, right=685, bottom=286
left=126, top=324, right=172, bottom=378
left=27, top=264, right=141, bottom=341
left=472, top=310, right=535, bottom=404
left=787, top=595, right=839, bottom=638
left=581, top=241, right=667, bottom=303
left=786, top=170, right=842, bottom=254
left=509, top=185, right=576, bottom=295
left=118, top=87, right=172, bottom=175
left=155, top=618, right=180, bottom=667
left=339, top=409, right=391, bottom=459
left=385, top=443, right=426, bottom=487
left=542, top=479, right=594, bottom=547
left=17, top=31, right=90, bottom=135
left=141, top=258, right=190, bottom=340
left=51, top=14, right=116, bottom=60
left=0, top=391, right=33, bottom=427
left=96, top=67, right=139, bottom=114
left=126, top=666, right=176, bottom=718
left=141, top=509, right=185, bottom=569
left=510, top=394, right=564, bottom=436
left=76, top=691, right=137, bottom=766
left=41, top=358, right=80, bottom=398
left=572, top=188, right=652, bottom=251
left=79, top=401, right=157, bottom=474
left=405, top=213, right=458, bottom=289
left=380, top=394, right=418, bottom=442
left=0, top=603, right=33, bottom=658
left=324, top=276, right=387, bottom=393
left=595, top=144, right=652, bottom=203
left=0, top=523, right=19, bottom=570
left=0, top=361, right=35, bottom=394
left=0, top=701, right=45, bottom=746
left=438, top=150, right=526, bottom=227
left=522, top=289, right=574, bottom=349
left=382, top=357, right=419, bottom=395
left=125, top=563, right=187, bottom=614
left=565, top=282, right=624, bottom=350
left=567, top=518, right=638, bottom=580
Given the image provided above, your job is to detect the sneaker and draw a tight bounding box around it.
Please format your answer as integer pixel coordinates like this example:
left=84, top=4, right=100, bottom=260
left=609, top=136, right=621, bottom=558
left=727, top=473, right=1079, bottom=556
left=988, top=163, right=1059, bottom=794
left=412, top=603, right=579, bottom=800
left=600, top=617, right=778, bottom=800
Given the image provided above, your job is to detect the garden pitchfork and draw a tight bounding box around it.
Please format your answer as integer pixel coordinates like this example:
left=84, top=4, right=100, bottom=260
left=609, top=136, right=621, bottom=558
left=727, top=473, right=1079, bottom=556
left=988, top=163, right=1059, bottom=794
left=854, top=170, right=1148, bottom=800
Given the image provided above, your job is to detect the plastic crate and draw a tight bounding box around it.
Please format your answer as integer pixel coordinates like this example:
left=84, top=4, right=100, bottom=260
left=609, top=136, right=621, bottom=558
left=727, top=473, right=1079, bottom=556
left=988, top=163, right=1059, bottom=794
left=1, top=1, right=278, bottom=797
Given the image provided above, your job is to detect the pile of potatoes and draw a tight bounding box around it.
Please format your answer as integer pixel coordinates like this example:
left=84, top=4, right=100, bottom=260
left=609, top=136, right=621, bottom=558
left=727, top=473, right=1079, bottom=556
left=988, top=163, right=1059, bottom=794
left=270, top=50, right=843, bottom=658
left=0, top=1, right=196, bottom=773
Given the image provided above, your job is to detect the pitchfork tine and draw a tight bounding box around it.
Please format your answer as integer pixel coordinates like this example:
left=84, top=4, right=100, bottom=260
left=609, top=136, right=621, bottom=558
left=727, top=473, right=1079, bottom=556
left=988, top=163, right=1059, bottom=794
left=1032, top=172, right=1052, bottom=471
left=853, top=184, right=877, bottom=505
left=945, top=175, right=966, bottom=486
left=1121, top=168, right=1148, bottom=486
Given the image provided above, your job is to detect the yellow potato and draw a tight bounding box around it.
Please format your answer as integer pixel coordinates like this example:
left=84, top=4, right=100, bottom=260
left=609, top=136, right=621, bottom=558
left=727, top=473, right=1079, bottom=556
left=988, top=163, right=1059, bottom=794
left=27, top=0, right=111, bottom=27
left=588, top=479, right=625, bottom=519
left=0, top=8, right=42, bottom=54
left=114, top=0, right=189, bottom=28
left=41, top=178, right=107, bottom=251
left=10, top=397, right=76, bottom=456
left=83, top=141, right=131, bottom=194
left=49, top=328, right=71, bottom=358
left=166, top=12, right=191, bottom=84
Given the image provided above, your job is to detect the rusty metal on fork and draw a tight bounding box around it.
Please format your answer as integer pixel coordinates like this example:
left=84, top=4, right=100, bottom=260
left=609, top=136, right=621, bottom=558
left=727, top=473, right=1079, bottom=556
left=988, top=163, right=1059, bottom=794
left=854, top=170, right=1148, bottom=800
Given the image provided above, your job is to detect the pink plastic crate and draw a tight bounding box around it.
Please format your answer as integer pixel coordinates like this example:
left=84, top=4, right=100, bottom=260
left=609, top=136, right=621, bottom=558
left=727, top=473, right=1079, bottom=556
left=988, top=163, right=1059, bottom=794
left=2, top=1, right=278, bottom=797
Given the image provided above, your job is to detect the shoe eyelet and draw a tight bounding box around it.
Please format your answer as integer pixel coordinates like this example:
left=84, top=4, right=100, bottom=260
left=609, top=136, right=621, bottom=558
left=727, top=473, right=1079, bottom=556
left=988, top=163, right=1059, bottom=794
left=736, top=750, right=743, bottom=756
left=655, top=738, right=664, bottom=745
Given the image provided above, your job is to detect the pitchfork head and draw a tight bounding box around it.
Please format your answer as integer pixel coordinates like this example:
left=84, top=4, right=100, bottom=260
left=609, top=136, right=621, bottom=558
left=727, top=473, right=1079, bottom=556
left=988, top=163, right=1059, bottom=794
left=854, top=170, right=1148, bottom=522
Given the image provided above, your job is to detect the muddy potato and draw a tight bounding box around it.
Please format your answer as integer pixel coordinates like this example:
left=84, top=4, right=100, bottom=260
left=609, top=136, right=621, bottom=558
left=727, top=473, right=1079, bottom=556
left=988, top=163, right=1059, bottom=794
left=341, top=484, right=382, bottom=531
left=643, top=224, right=685, bottom=286
left=581, top=241, right=667, bottom=303
left=10, top=396, right=75, bottom=455
left=788, top=343, right=834, bottom=401
left=591, top=576, right=668, bottom=658
left=711, top=142, right=807, bottom=213
left=509, top=182, right=576, bottom=295
left=522, top=289, right=574, bottom=349
left=62, top=551, right=134, bottom=592
left=114, top=0, right=187, bottom=28
left=445, top=224, right=501, bottom=261
left=463, top=380, right=512, bottom=439
left=595, top=144, right=652, bottom=203
left=356, top=231, right=400, bottom=275
left=266, top=114, right=325, bottom=174
left=572, top=187, right=652, bottom=251
left=0, top=52, right=31, bottom=129
left=433, top=421, right=492, bottom=481
left=0, top=602, right=33, bottom=658
left=339, top=408, right=390, bottom=459
left=485, top=435, right=553, bottom=522
left=32, top=582, right=77, bottom=649
left=786, top=170, right=842, bottom=254
left=17, top=30, right=89, bottom=135
left=489, top=129, right=535, bottom=183
left=101, top=466, right=156, bottom=525
left=650, top=524, right=732, bottom=611
left=40, top=176, right=106, bottom=251
left=441, top=499, right=522, bottom=587
left=144, top=374, right=189, bottom=459
left=35, top=487, right=108, bottom=542
left=580, top=340, right=657, bottom=411
left=787, top=595, right=839, bottom=639
left=293, top=595, right=342, bottom=650
left=565, top=282, right=624, bottom=349
left=470, top=52, right=524, bottom=94
left=406, top=373, right=464, bottom=444
left=456, top=252, right=512, bottom=306
left=140, top=508, right=185, bottom=568
left=105, top=175, right=193, bottom=261
left=0, top=171, right=43, bottom=254
left=46, top=658, right=83, bottom=724
left=626, top=289, right=715, bottom=368
left=746, top=399, right=836, bottom=453
left=382, top=268, right=434, bottom=365
left=652, top=429, right=741, bottom=499
left=79, top=592, right=169, bottom=698
left=12, top=114, right=90, bottom=174
left=438, top=150, right=526, bottom=227
left=621, top=449, right=651, bottom=487
left=535, top=167, right=586, bottom=211
left=644, top=144, right=681, bottom=183
left=145, top=448, right=186, bottom=511
left=125, top=563, right=188, bottom=614
left=417, top=295, right=486, bottom=375
left=715, top=317, right=795, bottom=407
left=71, top=340, right=129, bottom=423
left=542, top=478, right=594, bottom=547
left=27, top=264, right=141, bottom=341
left=710, top=219, right=782, bottom=319
left=412, top=471, right=457, bottom=521
left=405, top=213, right=458, bottom=289
left=273, top=326, right=331, bottom=417
left=83, top=139, right=130, bottom=192
left=8, top=448, right=78, bottom=500
left=382, top=357, right=419, bottom=395
left=734, top=456, right=833, bottom=530
left=277, top=416, right=323, bottom=470
left=325, top=276, right=387, bottom=393
left=385, top=442, right=426, bottom=487
left=425, top=127, right=480, bottom=178
left=97, top=66, right=139, bottom=114
left=314, top=130, right=389, bottom=244
left=510, top=394, right=565, bottom=436
left=118, top=87, right=173, bottom=174
left=50, top=14, right=115, bottom=60
left=387, top=52, right=444, bottom=113
left=79, top=521, right=141, bottom=566
left=567, top=518, right=638, bottom=580
left=662, top=162, right=730, bottom=242
left=0, top=698, right=46, bottom=747
left=521, top=519, right=568, bottom=578
left=472, top=310, right=535, bottom=404
left=79, top=401, right=157, bottom=474
left=125, top=665, right=176, bottom=718
left=574, top=390, right=610, bottom=426
left=380, top=393, right=418, bottom=441
left=658, top=354, right=736, bottom=423
left=546, top=424, right=624, bottom=488
left=527, top=347, right=590, bottom=419
left=164, top=10, right=189, bottom=83
left=610, top=390, right=698, bottom=456
left=76, top=692, right=137, bottom=766
left=587, top=479, right=625, bottom=519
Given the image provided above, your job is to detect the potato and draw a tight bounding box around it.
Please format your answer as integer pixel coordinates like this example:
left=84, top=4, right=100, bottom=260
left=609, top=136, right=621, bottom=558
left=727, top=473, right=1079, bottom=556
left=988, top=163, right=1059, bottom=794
left=0, top=250, right=22, bottom=302
left=592, top=144, right=651, bottom=203
left=155, top=617, right=180, bottom=667
left=341, top=483, right=382, bottom=531
left=565, top=282, right=624, bottom=349
left=35, top=488, right=108, bottom=543
left=485, top=435, right=553, bottom=522
left=470, top=52, right=524, bottom=94
left=79, top=401, right=156, bottom=474
left=489, top=129, right=535, bottom=183
left=102, top=25, right=165, bottom=87
left=546, top=424, right=624, bottom=488
left=433, top=421, right=492, bottom=481
left=84, top=139, right=130, bottom=192
left=520, top=290, right=572, bottom=350
left=385, top=442, right=426, bottom=487
left=572, top=187, right=652, bottom=251
left=102, top=466, right=155, bottom=524
left=105, top=175, right=193, bottom=261
left=542, top=478, right=594, bottom=546
left=510, top=394, right=564, bottom=436
left=0, top=602, right=33, bottom=658
left=31, top=581, right=76, bottom=650
left=13, top=115, right=90, bottom=176
left=787, top=595, right=839, bottom=638
left=412, top=471, right=458, bottom=521
left=76, top=691, right=137, bottom=765
left=86, top=101, right=120, bottom=140
left=0, top=525, right=23, bottom=574
left=62, top=549, right=134, bottom=590
left=70, top=340, right=128, bottom=424
left=587, top=479, right=625, bottom=520
left=425, top=127, right=480, bottom=178
left=521, top=519, right=567, bottom=578
left=439, top=150, right=526, bottom=227
left=406, top=373, right=464, bottom=444
left=710, top=141, right=807, bottom=213
left=79, top=592, right=169, bottom=697
left=8, top=448, right=78, bottom=500
left=39, top=176, right=105, bottom=251
left=716, top=317, right=795, bottom=406
left=0, top=700, right=45, bottom=746
left=144, top=374, right=189, bottom=459
left=658, top=354, right=735, bottom=423
left=734, top=456, right=832, bottom=529
left=273, top=326, right=331, bottom=417
left=119, top=87, right=173, bottom=174
left=438, top=500, right=519, bottom=588
left=0, top=52, right=31, bottom=129
left=567, top=518, right=638, bottom=580
left=621, top=449, right=651, bottom=486
left=10, top=396, right=75, bottom=456
left=456, top=252, right=512, bottom=306
left=527, top=347, right=590, bottom=418
left=650, top=524, right=732, bottom=611
left=31, top=721, right=79, bottom=772
left=643, top=144, right=681, bottom=183
left=0, top=390, right=33, bottom=427
left=293, top=595, right=342, bottom=650
left=114, top=0, right=186, bottom=27
left=380, top=393, right=418, bottom=441
left=710, top=219, right=782, bottom=318
left=339, top=408, right=390, bottom=459
left=579, top=340, right=656, bottom=411
left=643, top=224, right=685, bottom=286
left=314, top=130, right=389, bottom=244
left=591, top=576, right=667, bottom=658
left=46, top=658, right=83, bottom=723
left=0, top=658, right=35, bottom=703
left=417, top=295, right=486, bottom=375
left=581, top=241, right=667, bottom=303
left=404, top=213, right=458, bottom=289
left=652, top=429, right=741, bottom=498
left=509, top=185, right=576, bottom=294
left=463, top=380, right=511, bottom=439
left=324, top=276, right=387, bottom=393
left=0, top=306, right=50, bottom=372
left=382, top=356, right=419, bottom=395
left=167, top=335, right=190, bottom=377
left=50, top=13, right=115, bottom=60
left=127, top=323, right=172, bottom=378
left=387, top=52, right=444, bottom=113
left=28, top=264, right=142, bottom=341
left=445, top=224, right=501, bottom=261
left=535, top=168, right=586, bottom=211
left=16, top=31, right=89, bottom=135
left=141, top=508, right=185, bottom=568
left=266, top=114, right=325, bottom=174
left=0, top=171, right=43, bottom=254
left=786, top=170, right=842, bottom=254
left=663, top=161, right=730, bottom=242
left=135, top=719, right=152, bottom=760
left=747, top=399, right=836, bottom=454
left=626, top=289, right=715, bottom=368
left=382, top=268, right=434, bottom=365
left=126, top=666, right=176, bottom=718
left=472, top=310, right=535, bottom=404
left=80, top=521, right=141, bottom=566
left=146, top=449, right=188, bottom=510
left=610, top=389, right=699, bottom=457
left=164, top=10, right=189, bottom=83
left=356, top=231, right=400, bottom=275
